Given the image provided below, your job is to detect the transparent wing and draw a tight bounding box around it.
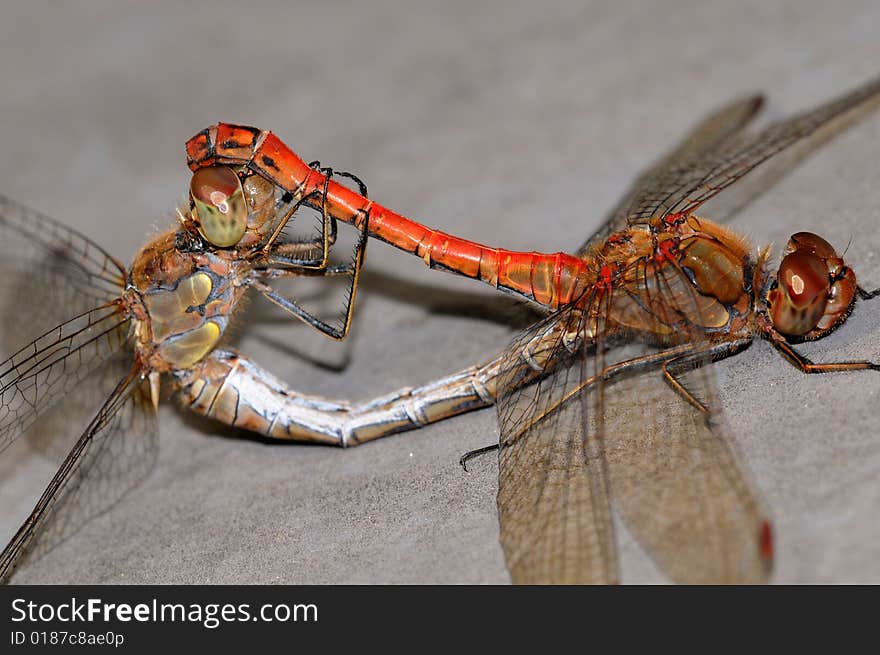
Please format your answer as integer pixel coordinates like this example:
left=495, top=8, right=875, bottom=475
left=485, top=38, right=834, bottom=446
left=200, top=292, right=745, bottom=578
left=0, top=195, right=130, bottom=456
left=494, top=251, right=771, bottom=583
left=615, top=76, right=880, bottom=228
left=495, top=305, right=618, bottom=584
left=0, top=305, right=131, bottom=455
left=577, top=93, right=765, bottom=254
left=600, top=354, right=770, bottom=583
left=0, top=194, right=126, bottom=326
left=578, top=75, right=880, bottom=258
left=0, top=195, right=153, bottom=582
left=0, top=360, right=156, bottom=583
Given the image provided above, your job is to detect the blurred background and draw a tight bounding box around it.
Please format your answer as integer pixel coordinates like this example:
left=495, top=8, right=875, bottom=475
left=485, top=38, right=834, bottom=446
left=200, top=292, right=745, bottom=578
left=0, top=0, right=879, bottom=582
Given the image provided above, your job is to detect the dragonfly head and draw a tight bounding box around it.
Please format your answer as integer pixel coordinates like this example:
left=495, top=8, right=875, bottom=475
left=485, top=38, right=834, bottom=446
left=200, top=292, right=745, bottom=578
left=765, top=232, right=857, bottom=340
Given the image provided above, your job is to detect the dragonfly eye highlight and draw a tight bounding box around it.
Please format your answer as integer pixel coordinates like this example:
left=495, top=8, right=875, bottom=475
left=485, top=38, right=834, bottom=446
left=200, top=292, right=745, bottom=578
left=190, top=166, right=247, bottom=247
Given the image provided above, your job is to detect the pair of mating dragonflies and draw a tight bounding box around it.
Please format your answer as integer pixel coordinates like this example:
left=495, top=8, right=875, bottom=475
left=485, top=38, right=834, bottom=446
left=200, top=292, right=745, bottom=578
left=1, top=75, right=879, bottom=584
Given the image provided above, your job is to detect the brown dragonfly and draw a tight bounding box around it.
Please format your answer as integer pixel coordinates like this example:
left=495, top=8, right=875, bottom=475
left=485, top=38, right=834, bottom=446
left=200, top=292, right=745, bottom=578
left=2, top=76, right=879, bottom=583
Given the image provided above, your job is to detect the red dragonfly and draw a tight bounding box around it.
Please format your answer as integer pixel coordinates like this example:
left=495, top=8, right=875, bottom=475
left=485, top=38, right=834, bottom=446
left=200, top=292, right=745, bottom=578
left=183, top=76, right=880, bottom=583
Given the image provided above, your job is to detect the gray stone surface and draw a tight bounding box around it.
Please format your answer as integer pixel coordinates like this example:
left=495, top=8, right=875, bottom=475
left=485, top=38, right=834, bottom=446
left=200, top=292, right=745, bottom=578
left=1, top=1, right=879, bottom=583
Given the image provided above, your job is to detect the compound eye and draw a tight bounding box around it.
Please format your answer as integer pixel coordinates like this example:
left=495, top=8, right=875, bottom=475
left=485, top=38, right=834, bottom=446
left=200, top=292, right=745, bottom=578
left=785, top=232, right=836, bottom=259
left=190, top=166, right=247, bottom=247
left=769, top=251, right=830, bottom=336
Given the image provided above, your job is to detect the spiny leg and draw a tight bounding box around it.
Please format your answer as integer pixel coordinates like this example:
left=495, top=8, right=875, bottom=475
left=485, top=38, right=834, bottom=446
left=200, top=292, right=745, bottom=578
left=857, top=285, right=880, bottom=300
left=264, top=240, right=331, bottom=266
left=323, top=203, right=369, bottom=340
left=768, top=335, right=879, bottom=373
left=459, top=443, right=500, bottom=472
left=261, top=162, right=335, bottom=269
left=263, top=163, right=371, bottom=270
left=259, top=262, right=360, bottom=280
left=662, top=339, right=754, bottom=416
left=253, top=205, right=369, bottom=340
left=663, top=356, right=711, bottom=416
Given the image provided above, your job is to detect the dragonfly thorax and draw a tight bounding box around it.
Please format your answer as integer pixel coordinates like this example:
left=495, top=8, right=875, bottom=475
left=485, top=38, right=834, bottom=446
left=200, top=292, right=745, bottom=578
left=126, top=228, right=246, bottom=372
left=592, top=217, right=755, bottom=340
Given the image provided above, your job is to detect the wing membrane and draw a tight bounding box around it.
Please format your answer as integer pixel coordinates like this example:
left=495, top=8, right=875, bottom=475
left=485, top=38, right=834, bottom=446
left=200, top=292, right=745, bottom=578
left=0, top=194, right=125, bottom=316
left=579, top=93, right=765, bottom=252
left=0, top=305, right=130, bottom=455
left=496, top=306, right=618, bottom=584
left=0, top=196, right=154, bottom=583
left=0, top=195, right=131, bottom=456
left=600, top=358, right=769, bottom=583
left=0, top=361, right=156, bottom=583
left=617, top=76, right=880, bottom=227
left=494, top=240, right=770, bottom=582
left=579, top=75, right=880, bottom=256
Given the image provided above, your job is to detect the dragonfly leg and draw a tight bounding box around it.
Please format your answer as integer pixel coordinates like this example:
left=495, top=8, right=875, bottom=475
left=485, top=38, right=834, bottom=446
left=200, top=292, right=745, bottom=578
left=262, top=167, right=368, bottom=269
left=263, top=241, right=333, bottom=268
left=857, top=285, right=880, bottom=300
left=769, top=335, right=879, bottom=373
left=260, top=160, right=340, bottom=269
left=306, top=166, right=369, bottom=258
left=266, top=163, right=368, bottom=269
left=662, top=339, right=754, bottom=414
left=459, top=443, right=500, bottom=472
left=251, top=278, right=346, bottom=336
left=324, top=167, right=369, bottom=197
left=260, top=187, right=328, bottom=263
left=251, top=206, right=368, bottom=340
left=259, top=262, right=358, bottom=279
left=663, top=356, right=710, bottom=415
